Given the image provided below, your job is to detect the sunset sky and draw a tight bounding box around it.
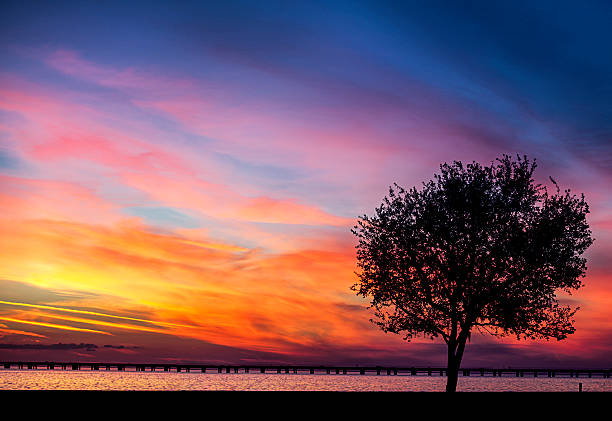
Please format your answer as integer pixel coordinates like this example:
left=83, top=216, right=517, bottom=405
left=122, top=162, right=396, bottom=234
left=1, top=0, right=611, bottom=368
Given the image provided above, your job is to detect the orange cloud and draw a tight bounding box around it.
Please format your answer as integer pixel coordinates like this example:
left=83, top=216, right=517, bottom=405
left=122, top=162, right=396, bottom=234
left=0, top=215, right=382, bottom=355
left=6, top=210, right=606, bottom=360
left=0, top=175, right=120, bottom=225
left=0, top=300, right=192, bottom=329
left=0, top=324, right=47, bottom=339
left=237, top=196, right=351, bottom=226
left=0, top=317, right=112, bottom=336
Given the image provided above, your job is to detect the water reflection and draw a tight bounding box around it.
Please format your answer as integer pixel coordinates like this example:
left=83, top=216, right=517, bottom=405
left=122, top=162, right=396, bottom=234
left=0, top=371, right=610, bottom=391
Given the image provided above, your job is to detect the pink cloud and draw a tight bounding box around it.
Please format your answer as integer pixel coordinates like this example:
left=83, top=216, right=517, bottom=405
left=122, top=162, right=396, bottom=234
left=0, top=175, right=121, bottom=225
left=2, top=75, right=354, bottom=230
left=135, top=98, right=402, bottom=172
left=237, top=196, right=351, bottom=226
left=122, top=172, right=353, bottom=227
left=37, top=50, right=405, bottom=172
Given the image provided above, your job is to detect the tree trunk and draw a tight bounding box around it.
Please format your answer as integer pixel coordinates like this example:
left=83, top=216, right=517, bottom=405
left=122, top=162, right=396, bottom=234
left=446, top=335, right=468, bottom=392
left=446, top=355, right=460, bottom=392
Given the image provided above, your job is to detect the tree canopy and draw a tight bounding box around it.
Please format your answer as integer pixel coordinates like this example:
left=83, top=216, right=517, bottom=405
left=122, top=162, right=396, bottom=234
left=351, top=155, right=594, bottom=391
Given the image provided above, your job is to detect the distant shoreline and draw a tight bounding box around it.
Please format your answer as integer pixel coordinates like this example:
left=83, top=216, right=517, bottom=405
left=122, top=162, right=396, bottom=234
left=1, top=361, right=610, bottom=379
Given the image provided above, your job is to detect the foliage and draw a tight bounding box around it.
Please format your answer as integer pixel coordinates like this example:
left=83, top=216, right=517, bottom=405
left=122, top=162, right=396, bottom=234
left=352, top=155, right=594, bottom=350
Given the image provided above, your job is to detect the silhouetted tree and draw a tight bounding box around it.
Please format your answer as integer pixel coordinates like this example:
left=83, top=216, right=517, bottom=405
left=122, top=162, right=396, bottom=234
left=352, top=155, right=593, bottom=392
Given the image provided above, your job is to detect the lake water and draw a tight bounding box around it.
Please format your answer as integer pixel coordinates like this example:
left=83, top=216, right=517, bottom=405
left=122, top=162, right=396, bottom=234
left=1, top=370, right=610, bottom=391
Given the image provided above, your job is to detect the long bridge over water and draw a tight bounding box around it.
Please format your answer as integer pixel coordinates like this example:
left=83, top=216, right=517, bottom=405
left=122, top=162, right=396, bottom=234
left=1, top=362, right=610, bottom=378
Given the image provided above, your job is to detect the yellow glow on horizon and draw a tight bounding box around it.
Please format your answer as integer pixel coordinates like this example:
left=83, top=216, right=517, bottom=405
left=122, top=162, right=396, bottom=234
left=27, top=311, right=176, bottom=335
left=0, top=217, right=385, bottom=355
left=0, top=316, right=112, bottom=335
left=0, top=300, right=193, bottom=329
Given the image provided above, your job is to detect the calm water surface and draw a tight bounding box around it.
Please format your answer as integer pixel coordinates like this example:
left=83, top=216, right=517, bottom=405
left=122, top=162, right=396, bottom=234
left=0, top=370, right=610, bottom=391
